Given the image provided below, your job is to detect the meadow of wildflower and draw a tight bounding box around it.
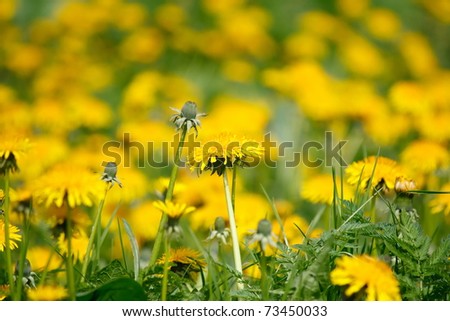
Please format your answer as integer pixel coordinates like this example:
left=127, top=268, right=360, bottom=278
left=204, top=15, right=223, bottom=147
left=0, top=0, right=449, bottom=302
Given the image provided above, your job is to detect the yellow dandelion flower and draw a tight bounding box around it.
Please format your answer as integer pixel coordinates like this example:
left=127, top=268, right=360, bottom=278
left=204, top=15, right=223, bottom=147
left=401, top=140, right=449, bottom=175
left=27, top=285, right=68, bottom=301
left=331, top=255, right=401, bottom=301
left=0, top=189, right=4, bottom=203
left=0, top=135, right=30, bottom=175
left=189, top=132, right=264, bottom=176
left=429, top=183, right=450, bottom=218
left=57, top=229, right=89, bottom=263
left=156, top=247, right=205, bottom=268
left=33, top=164, right=105, bottom=208
left=152, top=200, right=195, bottom=219
left=0, top=219, right=22, bottom=251
left=346, top=156, right=407, bottom=191
left=301, top=173, right=354, bottom=205
left=27, top=246, right=64, bottom=272
left=153, top=177, right=186, bottom=200
left=364, top=8, right=401, bottom=41
left=128, top=201, right=164, bottom=244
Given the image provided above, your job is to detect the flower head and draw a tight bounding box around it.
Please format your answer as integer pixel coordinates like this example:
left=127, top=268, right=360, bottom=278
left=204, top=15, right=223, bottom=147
left=205, top=216, right=230, bottom=244
left=57, top=229, right=89, bottom=263
left=33, top=164, right=105, bottom=208
left=170, top=101, right=206, bottom=136
left=27, top=285, right=68, bottom=301
left=330, top=255, right=401, bottom=301
left=301, top=173, right=354, bottom=205
left=189, top=132, right=264, bottom=176
left=153, top=200, right=195, bottom=236
left=100, top=161, right=122, bottom=188
left=400, top=140, right=449, bottom=175
left=246, top=219, right=278, bottom=255
left=0, top=136, right=30, bottom=175
left=429, top=183, right=450, bottom=218
left=346, top=156, right=407, bottom=192
left=0, top=219, right=22, bottom=251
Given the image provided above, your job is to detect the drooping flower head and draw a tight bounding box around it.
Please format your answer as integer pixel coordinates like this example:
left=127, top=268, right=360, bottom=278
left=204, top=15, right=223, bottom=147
left=330, top=255, right=401, bottom=301
left=189, top=132, right=264, bottom=176
left=170, top=101, right=206, bottom=136
left=346, top=156, right=407, bottom=192
left=0, top=136, right=30, bottom=175
left=33, top=163, right=105, bottom=208
left=0, top=219, right=22, bottom=251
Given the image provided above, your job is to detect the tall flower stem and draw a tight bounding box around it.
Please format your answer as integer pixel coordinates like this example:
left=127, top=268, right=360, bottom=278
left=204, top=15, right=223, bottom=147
left=161, top=236, right=170, bottom=301
left=231, top=166, right=237, bottom=211
left=82, top=184, right=109, bottom=278
left=149, top=127, right=187, bottom=267
left=3, top=172, right=15, bottom=300
left=223, top=170, right=243, bottom=290
left=66, top=206, right=76, bottom=301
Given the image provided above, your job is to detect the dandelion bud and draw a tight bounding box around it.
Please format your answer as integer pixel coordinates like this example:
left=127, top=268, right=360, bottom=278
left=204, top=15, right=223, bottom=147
left=101, top=162, right=122, bottom=188
left=256, top=219, right=273, bottom=237
left=181, top=101, right=199, bottom=120
left=214, top=216, right=227, bottom=233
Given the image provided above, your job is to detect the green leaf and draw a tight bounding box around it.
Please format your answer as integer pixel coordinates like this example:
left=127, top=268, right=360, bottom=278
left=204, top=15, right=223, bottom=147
left=77, top=277, right=147, bottom=301
left=122, top=218, right=140, bottom=281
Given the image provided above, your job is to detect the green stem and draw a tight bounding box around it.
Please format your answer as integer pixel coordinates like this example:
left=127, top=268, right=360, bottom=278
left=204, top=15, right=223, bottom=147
left=3, top=172, right=15, bottom=300
left=223, top=170, right=243, bottom=290
left=231, top=166, right=237, bottom=211
left=15, top=211, right=31, bottom=300
left=161, top=236, right=170, bottom=301
left=81, top=185, right=109, bottom=279
left=149, top=128, right=187, bottom=267
left=260, top=248, right=269, bottom=300
left=369, top=193, right=378, bottom=256
left=66, top=206, right=76, bottom=301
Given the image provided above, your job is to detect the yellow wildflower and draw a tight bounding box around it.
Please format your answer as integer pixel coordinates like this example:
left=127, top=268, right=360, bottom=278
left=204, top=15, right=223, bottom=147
left=27, top=285, right=68, bottom=301
left=331, top=255, right=401, bottom=301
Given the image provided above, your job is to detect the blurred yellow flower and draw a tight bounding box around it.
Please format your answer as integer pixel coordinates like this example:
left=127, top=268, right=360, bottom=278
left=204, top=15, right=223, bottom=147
left=399, top=32, right=438, bottom=78
left=401, top=140, right=449, bottom=175
left=331, top=255, right=401, bottom=301
left=120, top=28, right=164, bottom=63
left=0, top=219, right=22, bottom=251
left=0, top=0, right=17, bottom=21
left=421, top=0, right=450, bottom=24
left=339, top=36, right=385, bottom=77
left=221, top=58, right=256, bottom=83
left=113, top=2, right=147, bottom=31
left=0, top=135, right=30, bottom=175
left=301, top=173, right=354, bottom=205
left=27, top=285, right=68, bottom=301
left=57, top=229, right=89, bottom=263
left=284, top=32, right=329, bottom=59
left=0, top=285, right=9, bottom=301
left=5, top=43, right=44, bottom=76
left=33, top=164, right=104, bottom=208
left=364, top=8, right=401, bottom=40
left=336, top=0, right=371, bottom=19
left=429, top=183, right=450, bottom=218
left=202, top=95, right=271, bottom=135
left=27, top=246, right=63, bottom=272
left=415, top=111, right=450, bottom=142
left=389, top=81, right=430, bottom=115
left=154, top=3, right=186, bottom=32
left=346, top=156, right=407, bottom=191
left=128, top=201, right=164, bottom=244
